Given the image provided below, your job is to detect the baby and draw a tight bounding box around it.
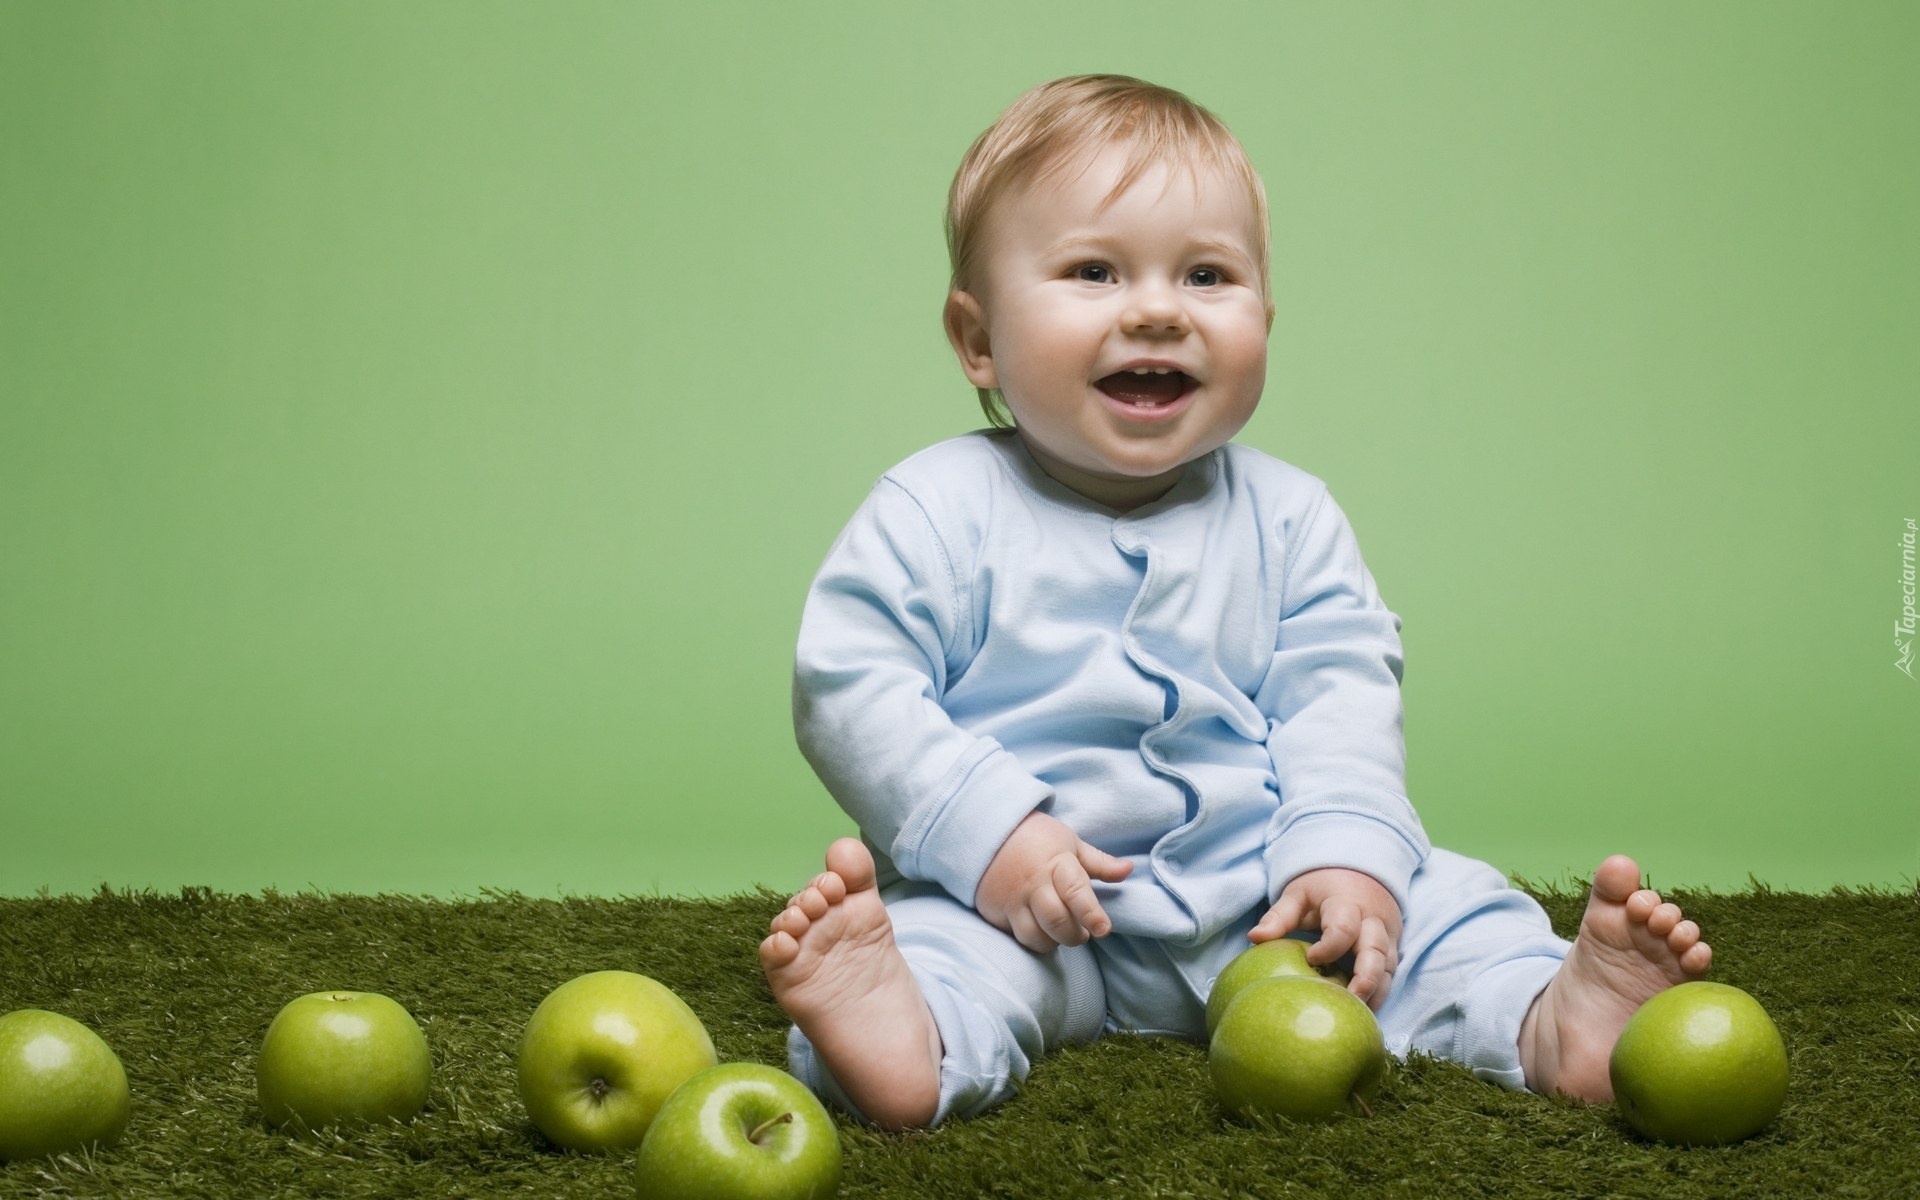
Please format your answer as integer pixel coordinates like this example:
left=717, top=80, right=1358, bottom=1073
left=759, top=74, right=1711, bottom=1131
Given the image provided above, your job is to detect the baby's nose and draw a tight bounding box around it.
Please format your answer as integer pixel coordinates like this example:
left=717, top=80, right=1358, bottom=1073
left=1121, top=287, right=1190, bottom=334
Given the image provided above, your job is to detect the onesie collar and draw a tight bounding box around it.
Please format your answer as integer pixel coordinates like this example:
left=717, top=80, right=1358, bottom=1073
left=990, top=430, right=1222, bottom=526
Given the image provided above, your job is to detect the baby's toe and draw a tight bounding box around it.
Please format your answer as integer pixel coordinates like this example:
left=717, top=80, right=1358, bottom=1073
left=1680, top=940, right=1713, bottom=976
left=759, top=930, right=799, bottom=970
left=1666, top=918, right=1700, bottom=954
left=1591, top=855, right=1643, bottom=903
left=792, top=886, right=830, bottom=920
left=1625, top=888, right=1662, bottom=922
left=770, top=904, right=811, bottom=941
left=814, top=871, right=848, bottom=905
left=1646, top=901, right=1683, bottom=938
left=823, top=837, right=877, bottom=889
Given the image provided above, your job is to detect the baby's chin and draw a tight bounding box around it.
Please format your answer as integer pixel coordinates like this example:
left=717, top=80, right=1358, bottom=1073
left=1031, top=450, right=1194, bottom=511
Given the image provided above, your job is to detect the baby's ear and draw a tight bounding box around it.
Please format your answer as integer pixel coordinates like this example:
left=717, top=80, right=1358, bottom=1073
left=943, top=289, right=997, bottom=389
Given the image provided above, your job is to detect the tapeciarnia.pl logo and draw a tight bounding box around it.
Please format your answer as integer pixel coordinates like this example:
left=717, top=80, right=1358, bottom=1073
left=1899, top=518, right=1917, bottom=679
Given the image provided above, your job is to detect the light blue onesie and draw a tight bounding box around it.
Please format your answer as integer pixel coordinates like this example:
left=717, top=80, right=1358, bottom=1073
left=789, top=430, right=1570, bottom=1125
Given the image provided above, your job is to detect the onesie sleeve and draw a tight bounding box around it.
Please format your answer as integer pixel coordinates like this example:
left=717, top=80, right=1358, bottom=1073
left=1255, top=484, right=1431, bottom=916
left=793, top=476, right=1051, bottom=907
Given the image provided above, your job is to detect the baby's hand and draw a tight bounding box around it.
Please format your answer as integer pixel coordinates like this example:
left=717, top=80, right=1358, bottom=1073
left=975, top=811, right=1133, bottom=954
left=1250, top=867, right=1402, bottom=1010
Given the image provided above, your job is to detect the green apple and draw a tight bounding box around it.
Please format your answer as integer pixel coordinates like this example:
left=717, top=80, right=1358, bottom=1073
left=634, top=1062, right=841, bottom=1200
left=1209, top=976, right=1387, bottom=1123
left=256, top=991, right=431, bottom=1132
left=1609, top=981, right=1789, bottom=1146
left=1206, top=937, right=1352, bottom=1037
left=517, top=969, right=718, bottom=1153
left=0, top=1009, right=131, bottom=1161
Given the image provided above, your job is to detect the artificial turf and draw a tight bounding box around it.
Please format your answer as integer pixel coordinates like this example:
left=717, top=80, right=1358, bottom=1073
left=1, top=880, right=1915, bottom=1199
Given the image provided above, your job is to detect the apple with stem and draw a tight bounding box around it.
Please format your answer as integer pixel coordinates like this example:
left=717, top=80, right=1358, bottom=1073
left=256, top=990, right=432, bottom=1132
left=517, top=970, right=717, bottom=1153
left=0, top=1009, right=131, bottom=1161
left=635, top=1062, right=841, bottom=1200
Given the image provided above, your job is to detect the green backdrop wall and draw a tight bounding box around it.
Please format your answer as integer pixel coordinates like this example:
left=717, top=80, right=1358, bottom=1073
left=4, top=1, right=1914, bottom=898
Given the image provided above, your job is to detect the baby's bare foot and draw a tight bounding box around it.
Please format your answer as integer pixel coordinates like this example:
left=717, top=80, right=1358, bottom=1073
left=1519, top=854, right=1713, bottom=1102
left=759, top=838, right=942, bottom=1130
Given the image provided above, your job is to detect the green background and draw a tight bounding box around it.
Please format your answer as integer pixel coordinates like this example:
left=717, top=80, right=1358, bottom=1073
left=3, top=1, right=1913, bottom=898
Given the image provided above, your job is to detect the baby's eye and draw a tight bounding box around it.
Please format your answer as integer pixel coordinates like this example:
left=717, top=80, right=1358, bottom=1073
left=1188, top=267, right=1225, bottom=287
left=1074, top=263, right=1113, bottom=284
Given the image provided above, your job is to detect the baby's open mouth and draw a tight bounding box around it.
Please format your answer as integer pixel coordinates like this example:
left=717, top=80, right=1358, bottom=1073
left=1095, top=370, right=1195, bottom=407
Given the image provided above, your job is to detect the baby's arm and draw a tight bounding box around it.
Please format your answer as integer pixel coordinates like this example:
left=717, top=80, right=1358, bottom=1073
left=1250, top=866, right=1401, bottom=1009
left=1256, top=483, right=1430, bottom=993
left=974, top=811, right=1133, bottom=953
left=795, top=477, right=1053, bottom=909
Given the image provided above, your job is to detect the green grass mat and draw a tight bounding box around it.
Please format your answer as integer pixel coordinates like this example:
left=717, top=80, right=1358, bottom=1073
left=2, top=882, right=1915, bottom=1198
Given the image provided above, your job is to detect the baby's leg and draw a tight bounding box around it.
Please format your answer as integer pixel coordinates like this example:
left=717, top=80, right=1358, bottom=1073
left=759, top=838, right=942, bottom=1130
left=1372, top=848, right=1571, bottom=1089
left=1517, top=854, right=1711, bottom=1101
left=762, top=838, right=1106, bottom=1129
left=1375, top=848, right=1710, bottom=1103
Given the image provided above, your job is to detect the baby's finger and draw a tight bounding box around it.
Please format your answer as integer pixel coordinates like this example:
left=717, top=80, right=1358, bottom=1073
left=1007, top=907, right=1054, bottom=955
left=1305, top=901, right=1360, bottom=965
left=1053, top=857, right=1111, bottom=939
left=1250, top=892, right=1306, bottom=943
left=1031, top=881, right=1088, bottom=947
left=1075, top=840, right=1134, bottom=884
left=1348, top=917, right=1393, bottom=1010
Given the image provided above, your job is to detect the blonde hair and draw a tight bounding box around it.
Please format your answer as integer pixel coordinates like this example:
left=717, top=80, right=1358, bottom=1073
left=944, top=74, right=1274, bottom=429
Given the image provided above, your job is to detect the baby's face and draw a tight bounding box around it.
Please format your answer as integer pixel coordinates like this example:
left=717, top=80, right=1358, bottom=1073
left=946, top=140, right=1269, bottom=511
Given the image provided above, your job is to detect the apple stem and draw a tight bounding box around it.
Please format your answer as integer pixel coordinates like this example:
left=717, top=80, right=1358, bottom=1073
left=1352, top=1092, right=1374, bottom=1119
left=748, top=1111, right=794, bottom=1144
